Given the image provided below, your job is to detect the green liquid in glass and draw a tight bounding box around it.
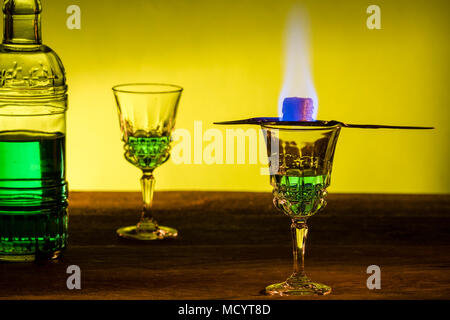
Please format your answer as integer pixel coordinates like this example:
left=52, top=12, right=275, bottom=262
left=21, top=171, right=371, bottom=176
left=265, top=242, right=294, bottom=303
left=0, top=130, right=68, bottom=261
left=124, top=134, right=171, bottom=171
left=272, top=174, right=328, bottom=218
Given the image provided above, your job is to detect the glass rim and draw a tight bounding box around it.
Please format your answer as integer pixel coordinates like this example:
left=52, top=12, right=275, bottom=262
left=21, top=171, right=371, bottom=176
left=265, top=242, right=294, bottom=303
left=260, top=123, right=341, bottom=131
left=112, top=83, right=183, bottom=94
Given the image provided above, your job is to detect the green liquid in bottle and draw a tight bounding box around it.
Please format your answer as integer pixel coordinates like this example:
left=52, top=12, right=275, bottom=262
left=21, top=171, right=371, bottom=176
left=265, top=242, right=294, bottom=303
left=0, top=130, right=68, bottom=262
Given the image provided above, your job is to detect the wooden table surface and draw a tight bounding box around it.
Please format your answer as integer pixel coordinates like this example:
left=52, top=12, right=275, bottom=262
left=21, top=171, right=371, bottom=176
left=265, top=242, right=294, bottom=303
left=0, top=192, right=449, bottom=300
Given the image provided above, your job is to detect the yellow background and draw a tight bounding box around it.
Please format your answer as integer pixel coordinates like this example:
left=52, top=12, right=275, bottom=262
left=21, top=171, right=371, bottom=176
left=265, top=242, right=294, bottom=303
left=25, top=0, right=449, bottom=193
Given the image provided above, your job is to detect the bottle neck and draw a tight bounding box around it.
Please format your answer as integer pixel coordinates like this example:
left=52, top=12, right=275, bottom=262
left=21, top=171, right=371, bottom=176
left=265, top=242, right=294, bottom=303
left=3, top=13, right=41, bottom=45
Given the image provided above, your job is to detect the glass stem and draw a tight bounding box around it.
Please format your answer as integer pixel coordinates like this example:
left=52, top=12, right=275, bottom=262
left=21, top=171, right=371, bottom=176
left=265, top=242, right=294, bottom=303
left=137, top=172, right=159, bottom=233
left=291, top=219, right=308, bottom=280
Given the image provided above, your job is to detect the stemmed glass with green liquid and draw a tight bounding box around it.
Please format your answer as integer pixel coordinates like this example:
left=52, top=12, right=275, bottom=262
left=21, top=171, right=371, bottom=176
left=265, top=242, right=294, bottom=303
left=261, top=124, right=341, bottom=295
left=113, top=83, right=182, bottom=240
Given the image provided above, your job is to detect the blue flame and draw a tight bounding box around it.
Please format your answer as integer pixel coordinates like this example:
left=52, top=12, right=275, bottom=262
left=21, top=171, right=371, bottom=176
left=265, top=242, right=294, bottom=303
left=278, top=7, right=318, bottom=120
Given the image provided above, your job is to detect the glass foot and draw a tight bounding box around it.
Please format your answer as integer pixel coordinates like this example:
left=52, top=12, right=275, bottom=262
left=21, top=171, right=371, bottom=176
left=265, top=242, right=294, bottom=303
left=116, top=225, right=178, bottom=240
left=265, top=276, right=331, bottom=296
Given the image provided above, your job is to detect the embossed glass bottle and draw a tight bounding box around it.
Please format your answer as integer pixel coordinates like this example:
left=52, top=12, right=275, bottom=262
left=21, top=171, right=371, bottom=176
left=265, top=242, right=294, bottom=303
left=0, top=0, right=68, bottom=261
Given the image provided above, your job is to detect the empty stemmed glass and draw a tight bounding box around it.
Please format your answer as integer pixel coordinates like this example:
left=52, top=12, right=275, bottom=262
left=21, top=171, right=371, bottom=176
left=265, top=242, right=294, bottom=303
left=261, top=124, right=341, bottom=295
left=112, top=83, right=183, bottom=240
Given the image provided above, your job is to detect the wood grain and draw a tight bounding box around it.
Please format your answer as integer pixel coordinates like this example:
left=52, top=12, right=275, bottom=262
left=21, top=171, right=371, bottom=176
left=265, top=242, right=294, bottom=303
left=0, top=192, right=449, bottom=300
